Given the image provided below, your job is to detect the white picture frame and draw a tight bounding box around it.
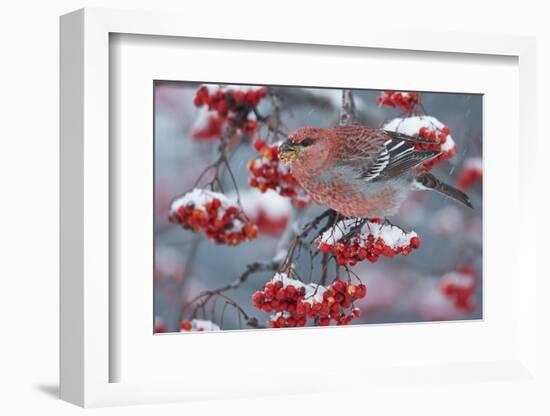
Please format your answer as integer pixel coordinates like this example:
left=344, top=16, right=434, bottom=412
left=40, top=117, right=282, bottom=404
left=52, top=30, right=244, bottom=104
left=60, top=7, right=540, bottom=408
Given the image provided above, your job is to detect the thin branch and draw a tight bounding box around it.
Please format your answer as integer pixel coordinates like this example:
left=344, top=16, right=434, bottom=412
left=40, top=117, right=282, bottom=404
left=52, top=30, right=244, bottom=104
left=182, top=260, right=279, bottom=325
left=176, top=234, right=202, bottom=326
left=279, top=209, right=336, bottom=273
left=319, top=252, right=330, bottom=286
left=340, top=89, right=357, bottom=126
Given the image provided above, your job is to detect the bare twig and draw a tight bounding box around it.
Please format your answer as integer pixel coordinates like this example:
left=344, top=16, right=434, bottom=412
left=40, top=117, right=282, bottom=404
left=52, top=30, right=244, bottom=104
left=340, top=89, right=357, bottom=126
left=176, top=234, right=202, bottom=326
left=182, top=260, right=279, bottom=326
left=279, top=209, right=336, bottom=274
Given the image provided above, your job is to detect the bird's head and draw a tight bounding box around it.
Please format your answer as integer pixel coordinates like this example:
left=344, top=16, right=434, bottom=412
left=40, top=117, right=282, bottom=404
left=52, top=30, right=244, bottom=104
left=279, top=127, right=333, bottom=168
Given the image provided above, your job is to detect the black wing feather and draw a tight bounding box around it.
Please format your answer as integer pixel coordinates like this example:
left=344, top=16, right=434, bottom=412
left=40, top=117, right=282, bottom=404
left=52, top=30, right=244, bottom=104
left=383, top=129, right=439, bottom=145
left=362, top=137, right=440, bottom=181
left=333, top=127, right=441, bottom=182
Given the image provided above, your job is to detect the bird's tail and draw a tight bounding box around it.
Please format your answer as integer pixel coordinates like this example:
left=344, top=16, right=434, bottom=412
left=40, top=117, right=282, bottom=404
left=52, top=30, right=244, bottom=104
left=415, top=172, right=473, bottom=208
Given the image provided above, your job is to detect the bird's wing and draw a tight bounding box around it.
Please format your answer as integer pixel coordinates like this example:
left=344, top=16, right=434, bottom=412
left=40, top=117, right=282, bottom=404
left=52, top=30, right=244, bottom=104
left=333, top=125, right=440, bottom=182
left=381, top=129, right=440, bottom=145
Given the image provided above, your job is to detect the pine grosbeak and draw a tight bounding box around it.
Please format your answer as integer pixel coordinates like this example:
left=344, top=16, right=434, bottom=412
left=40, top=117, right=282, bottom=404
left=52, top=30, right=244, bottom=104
left=279, top=125, right=472, bottom=218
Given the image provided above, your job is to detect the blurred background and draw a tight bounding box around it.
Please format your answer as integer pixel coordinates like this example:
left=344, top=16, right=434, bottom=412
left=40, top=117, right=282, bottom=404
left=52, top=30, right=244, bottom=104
left=154, top=82, right=482, bottom=333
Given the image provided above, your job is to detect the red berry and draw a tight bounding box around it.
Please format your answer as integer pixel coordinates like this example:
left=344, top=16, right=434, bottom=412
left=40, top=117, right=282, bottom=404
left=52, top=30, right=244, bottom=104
left=246, top=90, right=257, bottom=105
left=154, top=323, right=167, bottom=333
left=410, top=236, right=421, bottom=249
left=355, top=284, right=367, bottom=299
left=180, top=320, right=192, bottom=331
left=233, top=90, right=245, bottom=104
left=332, top=280, right=346, bottom=292
left=319, top=243, right=331, bottom=253
left=286, top=285, right=297, bottom=298
left=377, top=91, right=420, bottom=112
left=319, top=317, right=330, bottom=326
left=366, top=253, right=379, bottom=263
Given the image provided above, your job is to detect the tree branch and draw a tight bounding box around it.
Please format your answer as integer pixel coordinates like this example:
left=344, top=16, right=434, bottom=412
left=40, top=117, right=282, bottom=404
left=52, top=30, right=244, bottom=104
left=340, top=89, right=357, bottom=126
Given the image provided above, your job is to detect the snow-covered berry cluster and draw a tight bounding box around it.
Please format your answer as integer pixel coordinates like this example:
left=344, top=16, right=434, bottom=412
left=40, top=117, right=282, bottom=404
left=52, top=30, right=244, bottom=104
left=383, top=116, right=457, bottom=170
left=252, top=273, right=366, bottom=328
left=233, top=189, right=292, bottom=236
left=247, top=139, right=310, bottom=208
left=191, top=112, right=224, bottom=141
left=439, top=267, right=476, bottom=313
left=180, top=319, right=221, bottom=332
left=457, top=157, right=482, bottom=190
left=377, top=91, right=421, bottom=113
left=316, top=219, right=421, bottom=266
left=191, top=84, right=266, bottom=140
left=169, top=188, right=258, bottom=245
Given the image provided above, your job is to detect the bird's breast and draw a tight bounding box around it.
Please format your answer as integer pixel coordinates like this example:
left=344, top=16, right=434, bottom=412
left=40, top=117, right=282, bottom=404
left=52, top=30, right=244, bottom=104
left=293, top=166, right=409, bottom=218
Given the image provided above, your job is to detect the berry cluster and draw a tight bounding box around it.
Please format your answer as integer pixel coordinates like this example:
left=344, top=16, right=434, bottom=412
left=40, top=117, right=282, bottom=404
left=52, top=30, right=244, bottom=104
left=439, top=267, right=476, bottom=313
left=457, top=157, right=483, bottom=190
left=416, top=125, right=451, bottom=148
left=252, top=273, right=366, bottom=328
left=316, top=219, right=421, bottom=266
left=194, top=85, right=267, bottom=112
left=253, top=211, right=288, bottom=235
left=377, top=91, right=420, bottom=113
left=247, top=139, right=310, bottom=208
left=191, top=113, right=224, bottom=141
left=234, top=189, right=292, bottom=236
left=180, top=319, right=221, bottom=332
left=416, top=124, right=456, bottom=169
left=169, top=189, right=258, bottom=245
left=192, top=85, right=266, bottom=140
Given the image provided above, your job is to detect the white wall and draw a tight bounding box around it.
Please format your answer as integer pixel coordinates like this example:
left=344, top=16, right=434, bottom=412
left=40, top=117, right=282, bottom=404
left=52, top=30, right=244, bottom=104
left=1, top=1, right=548, bottom=414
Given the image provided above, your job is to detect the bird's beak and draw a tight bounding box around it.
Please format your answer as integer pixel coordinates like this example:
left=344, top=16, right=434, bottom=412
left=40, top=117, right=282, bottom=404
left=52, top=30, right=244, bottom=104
left=278, top=140, right=298, bottom=163
left=279, top=139, right=295, bottom=153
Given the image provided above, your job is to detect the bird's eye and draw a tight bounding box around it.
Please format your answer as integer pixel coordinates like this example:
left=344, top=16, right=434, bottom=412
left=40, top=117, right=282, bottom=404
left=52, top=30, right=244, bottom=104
left=301, top=138, right=315, bottom=147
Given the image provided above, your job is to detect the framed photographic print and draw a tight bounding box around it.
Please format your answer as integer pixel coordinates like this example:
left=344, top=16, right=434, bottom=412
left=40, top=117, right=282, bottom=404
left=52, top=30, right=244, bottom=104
left=153, top=81, right=482, bottom=335
left=60, top=7, right=540, bottom=408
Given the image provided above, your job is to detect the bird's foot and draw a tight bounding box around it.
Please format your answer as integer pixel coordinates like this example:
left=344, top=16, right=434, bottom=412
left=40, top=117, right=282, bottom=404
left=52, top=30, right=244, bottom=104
left=340, top=218, right=367, bottom=241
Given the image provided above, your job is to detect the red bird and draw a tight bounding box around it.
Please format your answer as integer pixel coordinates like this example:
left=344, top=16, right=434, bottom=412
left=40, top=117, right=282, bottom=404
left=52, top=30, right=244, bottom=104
left=279, top=125, right=472, bottom=218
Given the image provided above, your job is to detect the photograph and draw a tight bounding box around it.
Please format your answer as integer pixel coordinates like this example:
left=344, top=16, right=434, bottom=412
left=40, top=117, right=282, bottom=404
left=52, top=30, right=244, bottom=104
left=153, top=82, right=483, bottom=333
